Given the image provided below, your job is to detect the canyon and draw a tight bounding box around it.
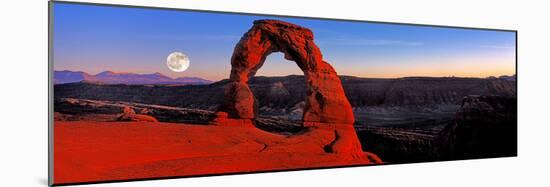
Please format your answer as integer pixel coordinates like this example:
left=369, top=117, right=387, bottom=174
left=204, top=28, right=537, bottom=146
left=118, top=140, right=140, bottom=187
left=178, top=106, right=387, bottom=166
left=55, top=74, right=516, bottom=163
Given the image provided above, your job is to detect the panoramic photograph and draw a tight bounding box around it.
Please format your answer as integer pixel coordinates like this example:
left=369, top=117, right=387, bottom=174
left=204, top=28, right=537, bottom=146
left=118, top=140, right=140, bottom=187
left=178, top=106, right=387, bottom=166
left=52, top=2, right=517, bottom=185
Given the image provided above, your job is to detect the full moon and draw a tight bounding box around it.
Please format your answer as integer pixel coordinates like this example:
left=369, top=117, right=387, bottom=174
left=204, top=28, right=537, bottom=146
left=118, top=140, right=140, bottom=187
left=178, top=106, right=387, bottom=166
left=166, top=52, right=190, bottom=72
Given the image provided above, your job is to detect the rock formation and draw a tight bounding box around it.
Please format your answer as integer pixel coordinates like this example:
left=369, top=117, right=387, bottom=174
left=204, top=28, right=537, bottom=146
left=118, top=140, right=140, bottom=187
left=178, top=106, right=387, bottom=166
left=263, top=82, right=291, bottom=107
left=446, top=95, right=517, bottom=159
left=117, top=106, right=159, bottom=122
left=54, top=98, right=214, bottom=124
left=220, top=19, right=354, bottom=124
left=54, top=75, right=516, bottom=116
left=357, top=95, right=517, bottom=163
left=213, top=19, right=376, bottom=161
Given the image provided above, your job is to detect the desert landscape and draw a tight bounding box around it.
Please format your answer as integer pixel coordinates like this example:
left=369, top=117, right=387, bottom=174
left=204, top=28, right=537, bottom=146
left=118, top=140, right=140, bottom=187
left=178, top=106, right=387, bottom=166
left=52, top=8, right=517, bottom=185
left=54, top=72, right=516, bottom=184
left=55, top=20, right=385, bottom=184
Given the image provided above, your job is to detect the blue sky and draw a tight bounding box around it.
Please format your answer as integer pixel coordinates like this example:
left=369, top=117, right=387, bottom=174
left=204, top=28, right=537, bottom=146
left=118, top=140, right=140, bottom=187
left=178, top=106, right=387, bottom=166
left=53, top=2, right=516, bottom=81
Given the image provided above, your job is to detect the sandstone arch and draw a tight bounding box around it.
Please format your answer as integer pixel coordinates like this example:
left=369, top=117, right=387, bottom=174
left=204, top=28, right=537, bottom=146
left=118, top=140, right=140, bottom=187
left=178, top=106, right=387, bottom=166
left=220, top=19, right=354, bottom=124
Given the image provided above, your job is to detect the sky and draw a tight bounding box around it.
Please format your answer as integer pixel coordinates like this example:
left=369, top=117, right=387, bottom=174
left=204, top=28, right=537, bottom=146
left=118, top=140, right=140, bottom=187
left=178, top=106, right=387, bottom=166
left=53, top=3, right=516, bottom=81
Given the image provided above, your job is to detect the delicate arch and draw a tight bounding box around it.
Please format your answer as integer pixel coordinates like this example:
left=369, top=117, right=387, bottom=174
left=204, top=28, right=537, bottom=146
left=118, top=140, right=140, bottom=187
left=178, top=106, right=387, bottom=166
left=220, top=19, right=354, bottom=124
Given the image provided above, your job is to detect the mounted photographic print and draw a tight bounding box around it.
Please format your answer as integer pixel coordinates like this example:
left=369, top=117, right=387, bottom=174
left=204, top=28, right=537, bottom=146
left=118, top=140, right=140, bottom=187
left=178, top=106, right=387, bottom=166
left=49, top=1, right=517, bottom=185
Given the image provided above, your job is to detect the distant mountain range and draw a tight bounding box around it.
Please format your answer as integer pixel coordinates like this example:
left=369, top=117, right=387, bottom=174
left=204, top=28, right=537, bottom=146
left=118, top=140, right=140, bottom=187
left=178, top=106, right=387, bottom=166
left=54, top=70, right=212, bottom=85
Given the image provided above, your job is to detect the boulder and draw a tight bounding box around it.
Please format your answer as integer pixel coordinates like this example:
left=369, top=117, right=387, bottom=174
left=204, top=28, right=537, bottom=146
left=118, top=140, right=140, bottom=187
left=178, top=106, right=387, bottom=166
left=117, top=106, right=159, bottom=122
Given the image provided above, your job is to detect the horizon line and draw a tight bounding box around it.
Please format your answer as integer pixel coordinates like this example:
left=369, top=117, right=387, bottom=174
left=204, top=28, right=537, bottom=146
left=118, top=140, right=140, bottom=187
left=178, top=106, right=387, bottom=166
left=54, top=69, right=516, bottom=81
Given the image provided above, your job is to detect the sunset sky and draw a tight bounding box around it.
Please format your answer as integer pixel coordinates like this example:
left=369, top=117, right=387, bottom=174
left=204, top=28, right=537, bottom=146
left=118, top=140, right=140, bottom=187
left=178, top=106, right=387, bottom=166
left=53, top=3, right=516, bottom=81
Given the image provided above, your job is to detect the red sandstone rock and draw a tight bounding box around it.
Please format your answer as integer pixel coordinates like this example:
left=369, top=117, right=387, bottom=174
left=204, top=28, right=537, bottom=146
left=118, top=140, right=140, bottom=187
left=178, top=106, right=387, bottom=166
left=117, top=106, right=158, bottom=122
left=220, top=19, right=354, bottom=124
left=54, top=121, right=380, bottom=183
left=215, top=111, right=229, bottom=118
left=211, top=111, right=255, bottom=127
left=214, top=19, right=376, bottom=160
left=304, top=122, right=381, bottom=162
left=122, top=106, right=136, bottom=115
